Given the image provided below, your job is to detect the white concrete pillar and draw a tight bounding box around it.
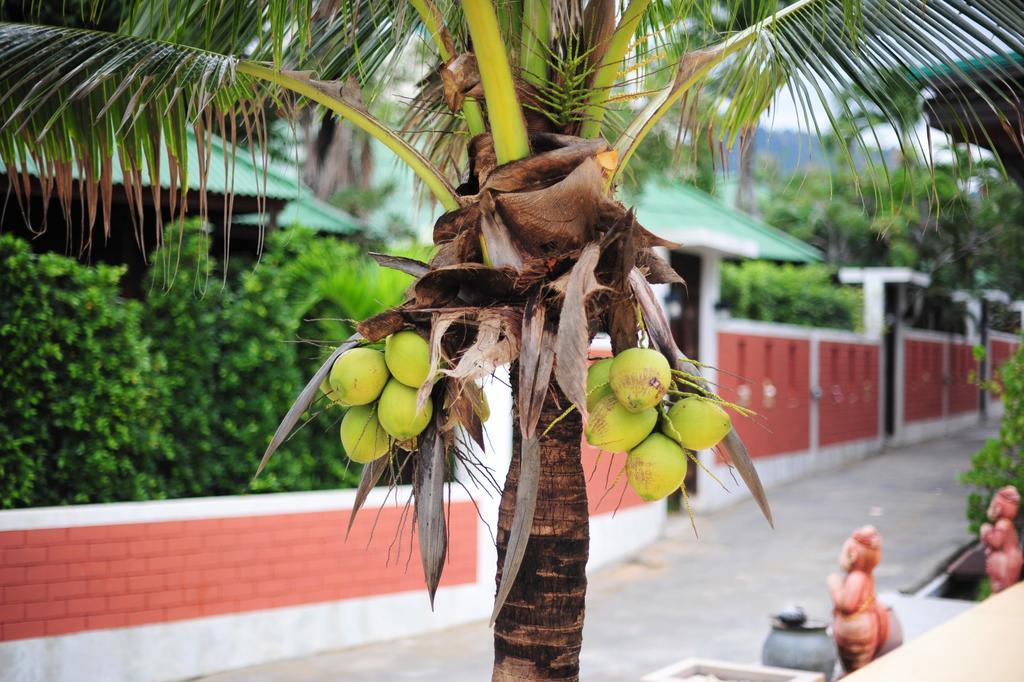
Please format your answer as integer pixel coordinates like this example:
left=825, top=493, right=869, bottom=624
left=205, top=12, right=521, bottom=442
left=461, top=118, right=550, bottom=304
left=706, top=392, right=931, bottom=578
left=861, top=276, right=886, bottom=338
left=953, top=290, right=981, bottom=343
left=892, top=284, right=907, bottom=443
left=699, top=250, right=721, bottom=387
left=809, top=333, right=821, bottom=453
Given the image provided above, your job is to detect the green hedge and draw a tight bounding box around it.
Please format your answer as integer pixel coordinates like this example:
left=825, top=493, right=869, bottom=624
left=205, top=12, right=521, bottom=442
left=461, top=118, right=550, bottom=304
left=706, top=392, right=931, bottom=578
left=142, top=228, right=360, bottom=499
left=0, top=236, right=165, bottom=507
left=961, top=340, right=1024, bottom=533
left=720, top=261, right=862, bottom=331
left=0, top=229, right=413, bottom=508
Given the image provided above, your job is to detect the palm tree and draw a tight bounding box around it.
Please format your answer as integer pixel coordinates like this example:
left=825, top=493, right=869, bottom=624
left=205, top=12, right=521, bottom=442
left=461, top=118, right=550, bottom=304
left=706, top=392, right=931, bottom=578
left=2, top=2, right=1022, bottom=680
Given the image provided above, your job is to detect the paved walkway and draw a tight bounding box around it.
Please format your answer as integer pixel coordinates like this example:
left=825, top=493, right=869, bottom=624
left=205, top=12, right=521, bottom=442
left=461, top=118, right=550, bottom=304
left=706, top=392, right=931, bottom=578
left=200, top=425, right=990, bottom=681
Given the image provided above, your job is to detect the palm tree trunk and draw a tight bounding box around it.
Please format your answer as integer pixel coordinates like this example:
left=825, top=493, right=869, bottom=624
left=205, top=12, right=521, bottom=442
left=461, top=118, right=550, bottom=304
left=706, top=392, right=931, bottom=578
left=493, top=384, right=589, bottom=681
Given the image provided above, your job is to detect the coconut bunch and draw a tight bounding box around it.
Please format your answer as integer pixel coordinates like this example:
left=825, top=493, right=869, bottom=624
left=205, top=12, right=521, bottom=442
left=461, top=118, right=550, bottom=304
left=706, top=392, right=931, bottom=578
left=322, top=332, right=444, bottom=463
left=261, top=132, right=771, bottom=613
left=584, top=349, right=734, bottom=502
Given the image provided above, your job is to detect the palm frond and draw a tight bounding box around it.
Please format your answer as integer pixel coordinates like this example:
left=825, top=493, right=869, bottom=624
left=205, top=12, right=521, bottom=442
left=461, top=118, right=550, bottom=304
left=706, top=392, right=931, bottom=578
left=612, top=0, right=1024, bottom=187
left=122, top=0, right=310, bottom=67
left=0, top=22, right=258, bottom=239
left=0, top=20, right=459, bottom=248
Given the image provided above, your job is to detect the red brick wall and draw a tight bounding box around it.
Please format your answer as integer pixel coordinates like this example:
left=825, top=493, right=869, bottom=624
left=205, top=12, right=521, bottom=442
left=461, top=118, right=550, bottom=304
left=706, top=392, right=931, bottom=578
left=717, top=333, right=811, bottom=458
left=903, top=338, right=945, bottom=422
left=948, top=342, right=979, bottom=414
left=819, top=341, right=880, bottom=446
left=0, top=502, right=477, bottom=643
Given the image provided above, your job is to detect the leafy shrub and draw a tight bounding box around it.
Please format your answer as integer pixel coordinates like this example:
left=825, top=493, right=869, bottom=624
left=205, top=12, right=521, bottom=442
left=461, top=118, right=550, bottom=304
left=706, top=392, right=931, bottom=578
left=142, top=227, right=363, bottom=497
left=961, top=340, right=1024, bottom=533
left=720, top=261, right=862, bottom=330
left=0, top=227, right=418, bottom=507
left=0, top=235, right=165, bottom=507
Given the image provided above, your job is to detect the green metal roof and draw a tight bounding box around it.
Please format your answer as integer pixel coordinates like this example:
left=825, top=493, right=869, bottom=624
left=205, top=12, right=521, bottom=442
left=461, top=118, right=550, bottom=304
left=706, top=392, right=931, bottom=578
left=910, top=51, right=1023, bottom=82
left=235, top=194, right=367, bottom=235
left=7, top=133, right=304, bottom=200
left=635, top=182, right=823, bottom=263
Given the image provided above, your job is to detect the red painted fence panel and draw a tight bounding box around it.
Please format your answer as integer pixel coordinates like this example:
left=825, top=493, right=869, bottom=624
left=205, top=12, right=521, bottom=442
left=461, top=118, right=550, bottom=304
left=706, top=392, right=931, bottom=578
left=948, top=342, right=979, bottom=415
left=903, top=338, right=945, bottom=423
left=717, top=333, right=811, bottom=458
left=818, top=341, right=880, bottom=446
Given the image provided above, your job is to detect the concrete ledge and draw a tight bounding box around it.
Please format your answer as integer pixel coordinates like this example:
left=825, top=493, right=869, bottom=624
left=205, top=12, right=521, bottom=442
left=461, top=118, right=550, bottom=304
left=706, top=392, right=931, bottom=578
left=891, top=412, right=980, bottom=448
left=845, top=583, right=1024, bottom=681
left=0, top=484, right=442, bottom=531
left=692, top=436, right=882, bottom=512
left=0, top=582, right=492, bottom=682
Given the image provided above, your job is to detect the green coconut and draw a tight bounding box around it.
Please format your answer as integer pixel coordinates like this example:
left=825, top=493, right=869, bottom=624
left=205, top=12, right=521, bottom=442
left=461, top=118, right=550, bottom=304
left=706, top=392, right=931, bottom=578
left=586, top=358, right=614, bottom=409
left=340, top=405, right=391, bottom=463
left=584, top=394, right=657, bottom=452
left=377, top=379, right=434, bottom=441
left=329, top=347, right=390, bottom=406
left=626, top=433, right=688, bottom=501
left=320, top=376, right=344, bottom=405
left=384, top=331, right=431, bottom=388
left=609, top=347, right=672, bottom=412
left=665, top=397, right=732, bottom=450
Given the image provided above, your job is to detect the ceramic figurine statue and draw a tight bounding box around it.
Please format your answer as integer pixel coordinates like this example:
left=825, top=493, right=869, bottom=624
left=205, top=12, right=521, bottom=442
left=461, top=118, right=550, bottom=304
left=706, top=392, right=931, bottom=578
left=827, top=525, right=895, bottom=673
left=980, top=485, right=1022, bottom=594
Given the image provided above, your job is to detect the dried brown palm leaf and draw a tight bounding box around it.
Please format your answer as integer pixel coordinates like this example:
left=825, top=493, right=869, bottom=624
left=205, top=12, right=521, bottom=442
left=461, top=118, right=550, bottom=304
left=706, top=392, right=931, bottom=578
left=441, top=53, right=483, bottom=113
left=414, top=263, right=517, bottom=307
left=552, top=242, right=604, bottom=419
left=518, top=297, right=556, bottom=440
left=414, top=410, right=447, bottom=607
left=479, top=191, right=527, bottom=270
left=346, top=454, right=392, bottom=540
left=357, top=308, right=408, bottom=342
left=368, top=252, right=430, bottom=278
left=442, top=378, right=486, bottom=452
left=417, top=311, right=466, bottom=412
left=493, top=156, right=608, bottom=253
left=448, top=308, right=522, bottom=384
left=483, top=135, right=609, bottom=193
left=491, top=431, right=540, bottom=624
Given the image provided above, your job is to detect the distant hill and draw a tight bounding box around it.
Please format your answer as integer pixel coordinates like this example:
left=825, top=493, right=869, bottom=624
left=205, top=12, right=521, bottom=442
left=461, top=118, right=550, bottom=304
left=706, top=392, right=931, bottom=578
left=722, top=127, right=831, bottom=174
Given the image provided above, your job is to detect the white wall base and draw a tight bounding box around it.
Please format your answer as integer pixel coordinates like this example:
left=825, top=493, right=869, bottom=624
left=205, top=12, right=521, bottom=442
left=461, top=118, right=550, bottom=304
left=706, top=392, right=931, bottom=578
left=889, top=411, right=981, bottom=448
left=691, top=436, right=883, bottom=513
left=0, top=581, right=493, bottom=682
left=588, top=503, right=666, bottom=574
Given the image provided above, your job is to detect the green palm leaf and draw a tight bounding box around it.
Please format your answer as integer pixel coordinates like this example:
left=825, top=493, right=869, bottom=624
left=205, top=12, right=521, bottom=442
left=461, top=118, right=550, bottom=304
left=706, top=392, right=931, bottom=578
left=0, top=9, right=459, bottom=241
left=0, top=22, right=255, bottom=234
left=612, top=0, right=1024, bottom=185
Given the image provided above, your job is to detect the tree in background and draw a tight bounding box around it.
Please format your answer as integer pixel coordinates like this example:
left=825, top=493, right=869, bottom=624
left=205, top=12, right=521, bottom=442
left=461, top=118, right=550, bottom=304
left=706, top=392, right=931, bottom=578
left=2, top=1, right=1022, bottom=679
left=721, top=261, right=862, bottom=330
left=760, top=72, right=1024, bottom=302
left=762, top=151, right=1024, bottom=301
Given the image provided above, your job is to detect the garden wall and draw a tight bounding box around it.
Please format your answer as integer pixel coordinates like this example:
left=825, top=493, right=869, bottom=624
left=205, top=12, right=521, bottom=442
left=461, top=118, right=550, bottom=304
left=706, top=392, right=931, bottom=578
left=697, top=320, right=883, bottom=511
left=697, top=320, right=1018, bottom=511
left=0, top=376, right=665, bottom=682
left=892, top=329, right=998, bottom=445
